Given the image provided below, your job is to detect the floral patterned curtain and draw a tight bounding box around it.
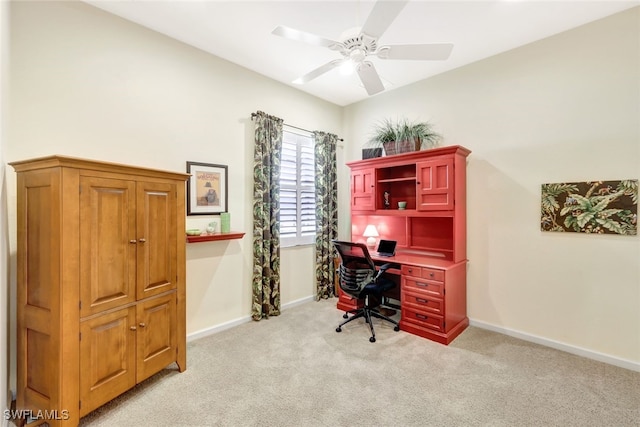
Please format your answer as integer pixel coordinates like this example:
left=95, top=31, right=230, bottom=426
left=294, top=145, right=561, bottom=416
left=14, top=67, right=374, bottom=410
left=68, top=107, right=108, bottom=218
left=313, top=131, right=338, bottom=299
left=252, top=111, right=283, bottom=320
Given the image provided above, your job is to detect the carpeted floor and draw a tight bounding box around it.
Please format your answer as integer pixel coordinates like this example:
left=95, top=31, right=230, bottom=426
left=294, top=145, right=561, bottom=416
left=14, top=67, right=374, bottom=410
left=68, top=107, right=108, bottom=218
left=78, top=299, right=639, bottom=426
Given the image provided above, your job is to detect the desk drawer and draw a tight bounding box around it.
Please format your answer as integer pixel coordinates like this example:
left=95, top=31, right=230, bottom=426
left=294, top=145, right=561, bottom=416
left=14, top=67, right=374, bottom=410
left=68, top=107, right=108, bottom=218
left=402, top=290, right=443, bottom=315
left=401, top=265, right=444, bottom=282
left=403, top=277, right=444, bottom=298
left=402, top=306, right=444, bottom=332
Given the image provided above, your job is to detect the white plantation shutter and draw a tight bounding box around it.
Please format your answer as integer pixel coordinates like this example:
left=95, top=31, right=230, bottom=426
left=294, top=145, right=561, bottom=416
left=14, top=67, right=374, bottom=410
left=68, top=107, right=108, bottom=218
left=280, top=127, right=316, bottom=247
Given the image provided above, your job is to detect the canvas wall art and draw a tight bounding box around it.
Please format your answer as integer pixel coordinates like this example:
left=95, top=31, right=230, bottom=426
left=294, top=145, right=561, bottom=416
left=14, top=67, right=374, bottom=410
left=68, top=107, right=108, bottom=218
left=541, top=179, right=637, bottom=235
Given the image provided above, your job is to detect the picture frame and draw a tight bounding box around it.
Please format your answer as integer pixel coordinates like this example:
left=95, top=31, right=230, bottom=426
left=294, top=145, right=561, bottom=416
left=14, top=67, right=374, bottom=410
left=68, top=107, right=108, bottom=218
left=186, top=162, right=228, bottom=215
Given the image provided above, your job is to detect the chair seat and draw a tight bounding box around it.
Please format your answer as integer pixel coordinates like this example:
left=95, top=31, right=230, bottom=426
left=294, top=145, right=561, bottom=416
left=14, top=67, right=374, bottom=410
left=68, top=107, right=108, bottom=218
left=362, top=277, right=395, bottom=295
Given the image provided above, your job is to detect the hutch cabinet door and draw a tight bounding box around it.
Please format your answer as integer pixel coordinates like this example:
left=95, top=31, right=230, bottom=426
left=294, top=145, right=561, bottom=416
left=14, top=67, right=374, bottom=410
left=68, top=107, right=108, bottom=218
left=350, top=168, right=375, bottom=211
left=79, top=306, right=137, bottom=416
left=80, top=176, right=137, bottom=317
left=136, top=292, right=177, bottom=383
left=136, top=182, right=178, bottom=300
left=417, top=158, right=454, bottom=210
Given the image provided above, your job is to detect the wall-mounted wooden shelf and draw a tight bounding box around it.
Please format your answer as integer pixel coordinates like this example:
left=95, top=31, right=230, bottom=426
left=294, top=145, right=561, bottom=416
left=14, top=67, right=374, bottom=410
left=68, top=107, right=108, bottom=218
left=186, top=231, right=245, bottom=243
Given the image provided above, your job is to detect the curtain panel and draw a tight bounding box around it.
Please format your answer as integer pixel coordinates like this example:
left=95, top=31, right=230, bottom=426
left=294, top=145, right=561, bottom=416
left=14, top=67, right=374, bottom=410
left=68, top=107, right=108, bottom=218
left=252, top=111, right=283, bottom=320
left=313, top=131, right=338, bottom=299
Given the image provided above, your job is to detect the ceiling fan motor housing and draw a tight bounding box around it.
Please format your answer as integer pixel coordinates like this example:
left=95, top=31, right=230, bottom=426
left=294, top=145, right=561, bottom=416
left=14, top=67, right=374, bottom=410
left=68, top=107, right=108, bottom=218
left=341, top=34, right=378, bottom=62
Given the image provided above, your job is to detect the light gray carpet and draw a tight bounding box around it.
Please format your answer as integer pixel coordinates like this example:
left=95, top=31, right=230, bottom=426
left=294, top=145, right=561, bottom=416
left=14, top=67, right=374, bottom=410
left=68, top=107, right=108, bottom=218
left=79, top=299, right=639, bottom=426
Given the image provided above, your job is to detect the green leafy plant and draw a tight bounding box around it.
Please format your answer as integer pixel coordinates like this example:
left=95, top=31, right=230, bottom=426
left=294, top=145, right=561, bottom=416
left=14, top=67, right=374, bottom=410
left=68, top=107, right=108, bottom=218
left=366, top=118, right=441, bottom=156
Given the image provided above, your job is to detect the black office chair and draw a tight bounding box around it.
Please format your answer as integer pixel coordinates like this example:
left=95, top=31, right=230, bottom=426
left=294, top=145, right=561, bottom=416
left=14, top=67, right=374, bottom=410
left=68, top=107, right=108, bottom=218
left=333, top=240, right=400, bottom=343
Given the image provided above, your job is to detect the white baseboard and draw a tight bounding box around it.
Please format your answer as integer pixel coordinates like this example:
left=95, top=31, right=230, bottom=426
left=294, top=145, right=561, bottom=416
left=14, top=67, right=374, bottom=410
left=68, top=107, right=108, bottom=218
left=187, top=295, right=315, bottom=343
left=469, top=319, right=640, bottom=372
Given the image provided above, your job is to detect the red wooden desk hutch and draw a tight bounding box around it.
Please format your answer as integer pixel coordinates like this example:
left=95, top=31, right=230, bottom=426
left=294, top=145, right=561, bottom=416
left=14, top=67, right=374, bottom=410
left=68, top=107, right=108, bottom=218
left=338, top=145, right=471, bottom=345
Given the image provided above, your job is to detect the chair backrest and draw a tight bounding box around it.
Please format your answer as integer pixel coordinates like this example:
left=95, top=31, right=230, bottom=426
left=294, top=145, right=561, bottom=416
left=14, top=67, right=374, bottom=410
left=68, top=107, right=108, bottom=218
left=332, top=240, right=376, bottom=299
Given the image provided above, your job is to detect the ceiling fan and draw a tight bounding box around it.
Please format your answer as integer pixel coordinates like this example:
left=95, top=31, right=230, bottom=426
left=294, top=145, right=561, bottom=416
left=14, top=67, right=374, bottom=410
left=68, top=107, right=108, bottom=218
left=272, top=0, right=453, bottom=96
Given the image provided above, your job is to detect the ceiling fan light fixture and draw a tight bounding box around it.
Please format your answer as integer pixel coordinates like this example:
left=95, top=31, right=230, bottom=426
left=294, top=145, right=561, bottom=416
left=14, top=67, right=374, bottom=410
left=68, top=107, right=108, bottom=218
left=339, top=60, right=355, bottom=76
left=349, top=47, right=367, bottom=63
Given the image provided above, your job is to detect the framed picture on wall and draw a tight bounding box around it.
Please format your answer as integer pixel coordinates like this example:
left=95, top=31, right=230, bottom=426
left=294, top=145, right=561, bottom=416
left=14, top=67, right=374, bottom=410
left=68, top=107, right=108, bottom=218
left=186, top=161, right=228, bottom=215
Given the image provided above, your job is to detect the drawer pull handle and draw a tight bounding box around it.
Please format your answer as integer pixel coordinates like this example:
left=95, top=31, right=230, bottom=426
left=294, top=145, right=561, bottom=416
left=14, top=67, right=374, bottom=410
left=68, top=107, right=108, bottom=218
left=407, top=268, right=413, bottom=274
left=416, top=298, right=428, bottom=303
left=429, top=272, right=435, bottom=278
left=130, top=326, right=137, bottom=331
left=139, top=322, right=146, bottom=328
left=139, top=238, right=146, bottom=243
left=416, top=313, right=428, bottom=320
left=129, top=240, right=137, bottom=244
left=417, top=282, right=428, bottom=287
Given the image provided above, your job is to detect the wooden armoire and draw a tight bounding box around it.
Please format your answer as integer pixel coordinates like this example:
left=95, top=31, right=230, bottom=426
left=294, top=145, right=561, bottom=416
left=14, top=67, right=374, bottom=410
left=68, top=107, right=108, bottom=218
left=10, top=156, right=189, bottom=426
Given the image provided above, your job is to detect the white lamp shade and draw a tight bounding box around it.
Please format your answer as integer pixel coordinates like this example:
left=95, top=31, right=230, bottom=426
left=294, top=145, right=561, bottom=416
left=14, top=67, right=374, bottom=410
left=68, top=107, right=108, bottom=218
left=363, top=224, right=378, bottom=248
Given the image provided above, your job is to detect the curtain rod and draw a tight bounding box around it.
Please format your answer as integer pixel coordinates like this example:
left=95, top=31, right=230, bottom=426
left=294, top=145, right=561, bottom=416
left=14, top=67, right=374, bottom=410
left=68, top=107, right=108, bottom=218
left=251, top=112, right=344, bottom=142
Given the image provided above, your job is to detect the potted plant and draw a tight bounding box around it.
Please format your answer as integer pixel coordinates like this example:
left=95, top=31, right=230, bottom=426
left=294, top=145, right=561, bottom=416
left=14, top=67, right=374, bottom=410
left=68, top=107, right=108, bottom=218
left=365, top=118, right=441, bottom=156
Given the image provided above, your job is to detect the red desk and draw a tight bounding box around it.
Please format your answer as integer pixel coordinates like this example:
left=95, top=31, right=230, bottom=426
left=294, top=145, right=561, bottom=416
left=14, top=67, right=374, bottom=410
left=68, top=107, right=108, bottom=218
left=337, top=252, right=468, bottom=345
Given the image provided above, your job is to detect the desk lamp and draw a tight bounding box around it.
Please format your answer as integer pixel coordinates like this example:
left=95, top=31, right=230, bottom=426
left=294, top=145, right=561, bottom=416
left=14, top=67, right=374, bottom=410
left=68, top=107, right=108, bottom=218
left=363, top=224, right=379, bottom=249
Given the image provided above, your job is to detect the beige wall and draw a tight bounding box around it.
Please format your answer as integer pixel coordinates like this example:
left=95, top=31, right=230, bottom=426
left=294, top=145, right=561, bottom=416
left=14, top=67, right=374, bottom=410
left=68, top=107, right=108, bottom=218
left=343, top=7, right=640, bottom=366
left=2, top=0, right=639, bottom=412
left=4, top=0, right=343, bottom=399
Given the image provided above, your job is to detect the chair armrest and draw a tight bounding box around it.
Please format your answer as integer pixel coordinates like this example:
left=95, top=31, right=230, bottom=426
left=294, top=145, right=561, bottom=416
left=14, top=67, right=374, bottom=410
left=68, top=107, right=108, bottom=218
left=374, top=263, right=394, bottom=280
left=377, top=263, right=394, bottom=273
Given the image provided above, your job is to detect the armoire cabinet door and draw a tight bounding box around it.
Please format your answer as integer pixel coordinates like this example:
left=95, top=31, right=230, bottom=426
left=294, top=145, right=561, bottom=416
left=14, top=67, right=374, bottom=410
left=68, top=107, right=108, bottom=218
left=79, top=307, right=137, bottom=416
left=80, top=176, right=137, bottom=317
left=136, top=182, right=178, bottom=300
left=136, top=292, right=177, bottom=383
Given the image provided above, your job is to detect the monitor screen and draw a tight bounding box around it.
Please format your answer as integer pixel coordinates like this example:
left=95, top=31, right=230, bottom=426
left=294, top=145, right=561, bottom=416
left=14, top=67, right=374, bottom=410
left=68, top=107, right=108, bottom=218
left=376, top=239, right=397, bottom=255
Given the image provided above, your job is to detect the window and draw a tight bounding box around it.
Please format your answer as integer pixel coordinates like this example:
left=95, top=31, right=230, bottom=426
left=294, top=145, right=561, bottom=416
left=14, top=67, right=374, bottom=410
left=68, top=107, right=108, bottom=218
left=280, top=127, right=315, bottom=247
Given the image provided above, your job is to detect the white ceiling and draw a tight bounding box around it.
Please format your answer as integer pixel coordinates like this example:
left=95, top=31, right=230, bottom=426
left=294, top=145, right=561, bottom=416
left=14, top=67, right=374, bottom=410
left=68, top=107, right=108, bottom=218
left=85, top=1, right=639, bottom=106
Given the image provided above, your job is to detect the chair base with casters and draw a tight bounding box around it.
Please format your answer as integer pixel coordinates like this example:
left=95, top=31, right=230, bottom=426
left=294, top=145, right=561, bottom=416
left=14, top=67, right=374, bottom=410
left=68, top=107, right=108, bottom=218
left=332, top=240, right=401, bottom=343
left=336, top=295, right=400, bottom=343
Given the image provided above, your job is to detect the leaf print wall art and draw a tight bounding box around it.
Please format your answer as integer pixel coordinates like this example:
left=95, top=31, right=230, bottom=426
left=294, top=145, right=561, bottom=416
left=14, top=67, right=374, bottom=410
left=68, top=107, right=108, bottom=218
left=541, top=180, right=637, bottom=235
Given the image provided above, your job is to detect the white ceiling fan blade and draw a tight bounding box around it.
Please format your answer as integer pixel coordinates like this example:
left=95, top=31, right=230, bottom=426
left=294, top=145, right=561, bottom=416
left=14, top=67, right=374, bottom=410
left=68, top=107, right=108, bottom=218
left=293, top=59, right=345, bottom=84
left=272, top=25, right=340, bottom=49
left=361, top=0, right=409, bottom=39
left=377, top=43, right=454, bottom=60
left=357, top=61, right=385, bottom=96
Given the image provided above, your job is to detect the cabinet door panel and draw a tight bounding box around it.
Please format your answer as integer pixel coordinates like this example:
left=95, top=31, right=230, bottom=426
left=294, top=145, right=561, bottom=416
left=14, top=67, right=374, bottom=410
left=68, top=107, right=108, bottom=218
left=137, top=182, right=177, bottom=300
left=80, top=307, right=136, bottom=416
left=136, top=293, right=177, bottom=383
left=80, top=177, right=137, bottom=317
left=351, top=168, right=375, bottom=211
left=417, top=158, right=454, bottom=210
